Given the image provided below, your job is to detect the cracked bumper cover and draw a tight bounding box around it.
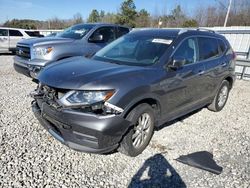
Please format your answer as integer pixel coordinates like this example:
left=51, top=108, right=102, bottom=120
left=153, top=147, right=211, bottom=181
left=32, top=99, right=131, bottom=153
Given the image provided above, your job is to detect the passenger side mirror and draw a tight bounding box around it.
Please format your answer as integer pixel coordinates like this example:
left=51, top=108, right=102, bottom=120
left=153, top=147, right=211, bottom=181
left=167, top=58, right=185, bottom=71
left=89, top=34, right=103, bottom=43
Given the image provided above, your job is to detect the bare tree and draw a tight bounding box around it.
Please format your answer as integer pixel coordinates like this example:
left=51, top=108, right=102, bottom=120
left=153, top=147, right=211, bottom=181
left=73, top=13, right=83, bottom=24
left=136, top=9, right=150, bottom=27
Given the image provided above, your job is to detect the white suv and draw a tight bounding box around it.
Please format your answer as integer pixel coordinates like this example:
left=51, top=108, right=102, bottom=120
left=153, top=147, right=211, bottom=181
left=0, top=27, right=43, bottom=53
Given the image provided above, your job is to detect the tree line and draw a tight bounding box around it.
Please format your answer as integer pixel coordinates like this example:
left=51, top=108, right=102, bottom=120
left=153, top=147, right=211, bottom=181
left=1, top=13, right=84, bottom=30
left=1, top=0, right=250, bottom=29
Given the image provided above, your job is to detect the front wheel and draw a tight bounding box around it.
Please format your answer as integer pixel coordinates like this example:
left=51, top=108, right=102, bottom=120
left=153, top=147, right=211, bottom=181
left=118, top=103, right=155, bottom=157
left=208, top=80, right=230, bottom=112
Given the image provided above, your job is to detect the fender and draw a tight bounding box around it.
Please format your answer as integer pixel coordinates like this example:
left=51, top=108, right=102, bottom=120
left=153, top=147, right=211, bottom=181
left=121, top=92, right=162, bottom=121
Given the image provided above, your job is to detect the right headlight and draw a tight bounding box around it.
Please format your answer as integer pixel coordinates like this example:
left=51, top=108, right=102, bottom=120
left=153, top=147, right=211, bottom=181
left=58, top=90, right=115, bottom=107
left=33, top=47, right=53, bottom=57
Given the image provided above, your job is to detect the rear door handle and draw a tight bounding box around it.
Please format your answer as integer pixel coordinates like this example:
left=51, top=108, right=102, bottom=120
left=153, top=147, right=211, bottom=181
left=198, top=70, right=205, bottom=75
left=221, top=62, right=227, bottom=67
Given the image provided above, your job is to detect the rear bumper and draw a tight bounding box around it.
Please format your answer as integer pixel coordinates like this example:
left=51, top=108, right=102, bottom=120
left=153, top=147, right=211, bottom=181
left=32, top=100, right=131, bottom=153
left=13, top=56, right=50, bottom=78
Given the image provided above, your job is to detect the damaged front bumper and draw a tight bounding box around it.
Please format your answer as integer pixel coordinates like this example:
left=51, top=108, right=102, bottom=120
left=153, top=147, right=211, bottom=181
left=32, top=99, right=131, bottom=153
left=13, top=56, right=49, bottom=79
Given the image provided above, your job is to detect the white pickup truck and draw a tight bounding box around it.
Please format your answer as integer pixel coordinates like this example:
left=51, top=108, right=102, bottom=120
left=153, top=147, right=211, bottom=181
left=0, top=27, right=43, bottom=53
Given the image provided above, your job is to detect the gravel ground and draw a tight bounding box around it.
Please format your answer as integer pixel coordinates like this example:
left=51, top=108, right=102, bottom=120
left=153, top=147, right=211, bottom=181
left=0, top=55, right=249, bottom=188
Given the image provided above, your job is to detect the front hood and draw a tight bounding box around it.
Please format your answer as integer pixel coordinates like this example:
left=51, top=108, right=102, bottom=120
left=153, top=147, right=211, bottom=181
left=18, top=37, right=74, bottom=47
left=38, top=57, right=147, bottom=90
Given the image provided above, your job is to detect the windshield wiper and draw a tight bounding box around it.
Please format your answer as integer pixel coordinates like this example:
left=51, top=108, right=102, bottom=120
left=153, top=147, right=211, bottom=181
left=108, top=60, right=122, bottom=65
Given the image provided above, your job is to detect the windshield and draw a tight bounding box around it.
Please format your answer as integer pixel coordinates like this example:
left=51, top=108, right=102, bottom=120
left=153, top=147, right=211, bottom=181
left=93, top=34, right=173, bottom=66
left=57, top=24, right=94, bottom=39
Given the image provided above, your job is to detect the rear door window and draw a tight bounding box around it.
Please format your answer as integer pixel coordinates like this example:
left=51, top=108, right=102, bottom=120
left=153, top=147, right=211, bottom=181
left=25, top=31, right=42, bottom=37
left=198, top=37, right=219, bottom=61
left=9, top=30, right=23, bottom=37
left=117, top=27, right=129, bottom=38
left=0, top=29, right=8, bottom=36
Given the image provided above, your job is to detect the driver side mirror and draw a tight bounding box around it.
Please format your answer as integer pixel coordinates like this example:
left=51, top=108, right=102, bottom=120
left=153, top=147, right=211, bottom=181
left=167, top=58, right=185, bottom=71
left=89, top=34, right=103, bottom=43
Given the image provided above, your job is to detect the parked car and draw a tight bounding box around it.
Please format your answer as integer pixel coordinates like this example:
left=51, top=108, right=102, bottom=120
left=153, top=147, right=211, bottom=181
left=13, top=23, right=130, bottom=79
left=0, top=27, right=43, bottom=53
left=30, top=28, right=236, bottom=157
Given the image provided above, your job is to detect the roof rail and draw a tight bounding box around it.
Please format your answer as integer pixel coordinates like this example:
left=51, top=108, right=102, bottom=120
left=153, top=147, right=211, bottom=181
left=196, top=28, right=216, bottom=33
left=178, top=28, right=216, bottom=35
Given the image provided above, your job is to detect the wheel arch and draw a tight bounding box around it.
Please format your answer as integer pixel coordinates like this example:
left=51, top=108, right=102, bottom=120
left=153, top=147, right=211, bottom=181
left=122, top=97, right=162, bottom=125
left=224, top=76, right=234, bottom=89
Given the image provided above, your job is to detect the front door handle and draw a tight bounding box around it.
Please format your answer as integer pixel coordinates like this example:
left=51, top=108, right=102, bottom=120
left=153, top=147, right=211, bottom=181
left=198, top=70, right=205, bottom=75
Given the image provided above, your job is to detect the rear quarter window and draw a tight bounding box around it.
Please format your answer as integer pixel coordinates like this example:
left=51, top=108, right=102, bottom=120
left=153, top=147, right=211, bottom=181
left=218, top=39, right=227, bottom=54
left=198, top=37, right=219, bottom=61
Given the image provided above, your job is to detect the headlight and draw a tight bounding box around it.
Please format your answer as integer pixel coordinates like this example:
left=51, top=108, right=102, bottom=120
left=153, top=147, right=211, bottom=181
left=58, top=90, right=115, bottom=107
left=33, top=47, right=53, bottom=56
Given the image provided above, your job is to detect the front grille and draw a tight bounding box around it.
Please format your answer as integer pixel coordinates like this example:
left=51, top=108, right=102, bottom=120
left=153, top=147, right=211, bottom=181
left=42, top=85, right=58, bottom=100
left=37, top=85, right=67, bottom=108
left=40, top=86, right=61, bottom=108
left=16, top=45, right=31, bottom=59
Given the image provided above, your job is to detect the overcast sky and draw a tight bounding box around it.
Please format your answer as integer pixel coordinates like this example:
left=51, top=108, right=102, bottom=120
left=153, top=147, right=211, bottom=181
left=0, top=0, right=217, bottom=23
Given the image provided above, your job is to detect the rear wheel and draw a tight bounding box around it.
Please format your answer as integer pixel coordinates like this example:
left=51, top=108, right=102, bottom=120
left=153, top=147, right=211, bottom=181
left=208, top=80, right=230, bottom=112
left=118, top=103, right=155, bottom=157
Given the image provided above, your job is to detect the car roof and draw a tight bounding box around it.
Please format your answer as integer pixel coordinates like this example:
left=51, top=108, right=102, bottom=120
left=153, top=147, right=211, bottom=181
left=129, top=28, right=225, bottom=39
left=129, top=28, right=181, bottom=38
left=0, top=27, right=25, bottom=31
left=0, top=27, right=37, bottom=31
left=73, top=23, right=130, bottom=29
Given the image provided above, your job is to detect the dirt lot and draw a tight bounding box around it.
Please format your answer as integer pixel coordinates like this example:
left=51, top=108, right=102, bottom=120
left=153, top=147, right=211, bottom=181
left=0, top=55, right=249, bottom=188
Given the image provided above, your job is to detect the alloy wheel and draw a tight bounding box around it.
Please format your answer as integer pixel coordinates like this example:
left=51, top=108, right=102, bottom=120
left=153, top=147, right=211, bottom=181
left=218, top=85, right=228, bottom=107
left=132, top=113, right=152, bottom=148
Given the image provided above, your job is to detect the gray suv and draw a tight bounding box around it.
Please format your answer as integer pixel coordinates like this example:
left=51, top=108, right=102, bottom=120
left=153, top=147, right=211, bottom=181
left=13, top=23, right=129, bottom=78
left=30, top=28, right=236, bottom=157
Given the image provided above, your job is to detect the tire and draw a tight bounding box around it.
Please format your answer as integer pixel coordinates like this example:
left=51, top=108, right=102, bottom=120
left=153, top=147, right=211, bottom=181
left=208, top=80, right=230, bottom=112
left=118, top=103, right=155, bottom=157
